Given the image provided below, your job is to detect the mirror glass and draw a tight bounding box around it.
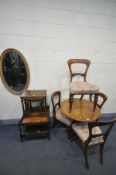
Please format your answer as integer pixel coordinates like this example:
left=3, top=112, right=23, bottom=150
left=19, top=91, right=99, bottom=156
left=0, top=48, right=30, bottom=95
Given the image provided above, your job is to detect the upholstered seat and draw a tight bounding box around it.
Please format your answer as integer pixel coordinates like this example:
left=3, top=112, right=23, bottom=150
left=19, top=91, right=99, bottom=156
left=56, top=108, right=72, bottom=126
left=71, top=118, right=116, bottom=169
left=70, top=81, right=99, bottom=94
left=51, top=91, right=72, bottom=127
left=72, top=123, right=103, bottom=146
left=72, top=91, right=108, bottom=145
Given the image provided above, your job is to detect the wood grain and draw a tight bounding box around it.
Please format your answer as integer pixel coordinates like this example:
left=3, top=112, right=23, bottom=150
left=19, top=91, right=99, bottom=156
left=61, top=98, right=101, bottom=122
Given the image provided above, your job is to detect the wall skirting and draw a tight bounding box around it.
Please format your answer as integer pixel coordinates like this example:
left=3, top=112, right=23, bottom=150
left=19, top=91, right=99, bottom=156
left=0, top=113, right=116, bottom=125
left=0, top=119, right=19, bottom=125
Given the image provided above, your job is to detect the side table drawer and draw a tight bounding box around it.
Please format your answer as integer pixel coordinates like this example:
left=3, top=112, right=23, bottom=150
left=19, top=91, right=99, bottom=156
left=23, top=124, right=49, bottom=137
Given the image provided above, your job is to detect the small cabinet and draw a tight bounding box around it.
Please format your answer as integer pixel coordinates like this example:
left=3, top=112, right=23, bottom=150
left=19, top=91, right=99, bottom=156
left=19, top=90, right=50, bottom=141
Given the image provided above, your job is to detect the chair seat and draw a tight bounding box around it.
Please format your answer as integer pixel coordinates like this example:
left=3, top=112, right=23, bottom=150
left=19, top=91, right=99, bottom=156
left=21, top=116, right=48, bottom=124
left=72, top=123, right=104, bottom=145
left=56, top=109, right=72, bottom=126
left=70, top=81, right=99, bottom=94
left=21, top=112, right=48, bottom=124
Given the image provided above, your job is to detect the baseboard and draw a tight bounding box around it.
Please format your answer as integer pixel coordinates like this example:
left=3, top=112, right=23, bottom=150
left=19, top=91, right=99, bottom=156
left=0, top=119, right=19, bottom=125
left=100, top=113, right=116, bottom=118
left=0, top=113, right=116, bottom=125
left=0, top=116, right=53, bottom=125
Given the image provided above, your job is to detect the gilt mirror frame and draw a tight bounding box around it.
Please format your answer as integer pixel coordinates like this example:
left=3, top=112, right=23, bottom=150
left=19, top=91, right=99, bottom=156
left=0, top=48, right=30, bottom=95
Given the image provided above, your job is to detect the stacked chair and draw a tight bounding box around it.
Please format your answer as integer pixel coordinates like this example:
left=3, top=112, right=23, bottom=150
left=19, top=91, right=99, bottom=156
left=67, top=59, right=99, bottom=112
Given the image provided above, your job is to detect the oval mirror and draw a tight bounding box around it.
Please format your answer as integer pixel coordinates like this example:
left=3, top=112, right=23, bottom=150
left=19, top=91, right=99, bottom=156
left=0, top=48, right=30, bottom=95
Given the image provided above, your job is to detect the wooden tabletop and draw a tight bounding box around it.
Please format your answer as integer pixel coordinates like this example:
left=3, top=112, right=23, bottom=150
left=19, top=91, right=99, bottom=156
left=61, top=98, right=101, bottom=122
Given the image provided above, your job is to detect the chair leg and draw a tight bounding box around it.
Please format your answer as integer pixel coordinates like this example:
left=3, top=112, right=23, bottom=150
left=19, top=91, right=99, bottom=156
left=48, top=122, right=51, bottom=140
left=67, top=128, right=75, bottom=141
left=93, top=94, right=98, bottom=112
left=83, top=144, right=89, bottom=170
left=19, top=124, right=23, bottom=142
left=100, top=143, right=104, bottom=165
left=80, top=95, right=84, bottom=100
left=90, top=94, right=92, bottom=102
left=69, top=94, right=73, bottom=113
left=52, top=118, right=57, bottom=128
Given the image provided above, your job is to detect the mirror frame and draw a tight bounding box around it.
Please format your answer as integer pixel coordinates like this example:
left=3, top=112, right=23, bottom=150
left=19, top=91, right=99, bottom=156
left=0, top=48, right=30, bottom=95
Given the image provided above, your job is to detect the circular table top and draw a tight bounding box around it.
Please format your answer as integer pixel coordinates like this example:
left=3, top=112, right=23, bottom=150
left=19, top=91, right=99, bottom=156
left=61, top=98, right=101, bottom=122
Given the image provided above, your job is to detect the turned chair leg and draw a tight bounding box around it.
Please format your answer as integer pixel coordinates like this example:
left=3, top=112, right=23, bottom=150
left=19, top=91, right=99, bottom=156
left=93, top=94, right=98, bottom=112
left=100, top=143, right=104, bottom=165
left=68, top=127, right=75, bottom=141
left=80, top=94, right=84, bottom=100
left=52, top=118, right=57, bottom=128
left=69, top=94, right=73, bottom=113
left=83, top=144, right=90, bottom=170
left=19, top=124, right=23, bottom=142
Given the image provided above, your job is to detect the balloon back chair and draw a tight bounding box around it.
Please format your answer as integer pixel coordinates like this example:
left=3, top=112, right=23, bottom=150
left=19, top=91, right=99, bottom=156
left=90, top=92, right=108, bottom=110
left=72, top=118, right=116, bottom=169
left=67, top=59, right=99, bottom=112
left=51, top=91, right=72, bottom=128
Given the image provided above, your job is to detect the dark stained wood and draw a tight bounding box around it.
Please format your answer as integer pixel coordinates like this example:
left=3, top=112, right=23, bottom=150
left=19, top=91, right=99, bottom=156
left=51, top=90, right=72, bottom=128
left=19, top=90, right=50, bottom=141
left=73, top=118, right=116, bottom=169
left=90, top=92, right=107, bottom=109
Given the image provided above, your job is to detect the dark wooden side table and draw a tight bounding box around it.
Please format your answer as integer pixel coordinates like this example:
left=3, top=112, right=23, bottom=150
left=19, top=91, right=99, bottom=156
left=19, top=90, right=50, bottom=141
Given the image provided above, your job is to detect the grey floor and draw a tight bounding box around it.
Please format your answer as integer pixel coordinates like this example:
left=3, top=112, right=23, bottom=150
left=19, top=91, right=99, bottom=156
left=0, top=119, right=116, bottom=175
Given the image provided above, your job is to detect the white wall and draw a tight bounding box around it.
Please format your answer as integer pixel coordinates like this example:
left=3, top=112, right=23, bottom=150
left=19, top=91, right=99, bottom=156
left=0, top=0, right=116, bottom=120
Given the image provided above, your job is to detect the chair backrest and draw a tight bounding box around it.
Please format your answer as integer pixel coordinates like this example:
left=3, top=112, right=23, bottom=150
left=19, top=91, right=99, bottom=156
left=86, top=118, right=116, bottom=145
left=90, top=92, right=108, bottom=109
left=67, top=59, right=91, bottom=82
left=21, top=96, right=46, bottom=115
left=51, top=91, right=61, bottom=118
